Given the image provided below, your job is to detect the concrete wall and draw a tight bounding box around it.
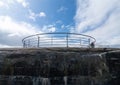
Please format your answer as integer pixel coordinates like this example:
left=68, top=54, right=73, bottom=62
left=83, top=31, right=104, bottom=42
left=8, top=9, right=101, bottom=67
left=0, top=48, right=120, bottom=85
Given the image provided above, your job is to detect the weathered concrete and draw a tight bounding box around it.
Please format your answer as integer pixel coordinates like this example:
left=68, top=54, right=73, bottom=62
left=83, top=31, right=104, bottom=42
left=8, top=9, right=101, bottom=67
left=0, top=48, right=120, bottom=85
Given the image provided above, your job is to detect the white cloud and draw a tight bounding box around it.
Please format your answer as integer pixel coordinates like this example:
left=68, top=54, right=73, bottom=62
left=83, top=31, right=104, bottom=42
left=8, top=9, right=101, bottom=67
left=48, top=27, right=56, bottom=32
left=61, top=25, right=65, bottom=29
left=28, top=10, right=36, bottom=21
left=0, top=16, right=42, bottom=47
left=16, top=0, right=29, bottom=8
left=0, top=0, right=11, bottom=8
left=56, top=20, right=62, bottom=24
left=0, top=1, right=4, bottom=7
left=75, top=0, right=120, bottom=46
left=28, top=10, right=46, bottom=21
left=42, top=25, right=56, bottom=33
left=39, top=12, right=46, bottom=17
left=0, top=16, right=41, bottom=35
left=0, top=0, right=29, bottom=8
left=57, top=6, right=67, bottom=12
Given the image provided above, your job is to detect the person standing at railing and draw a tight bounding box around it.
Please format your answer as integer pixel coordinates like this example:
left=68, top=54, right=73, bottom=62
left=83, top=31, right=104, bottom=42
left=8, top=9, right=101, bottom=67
left=90, top=42, right=95, bottom=48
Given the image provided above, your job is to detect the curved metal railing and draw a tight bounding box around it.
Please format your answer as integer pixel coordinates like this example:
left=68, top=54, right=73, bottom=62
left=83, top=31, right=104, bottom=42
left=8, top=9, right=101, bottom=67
left=22, top=32, right=96, bottom=48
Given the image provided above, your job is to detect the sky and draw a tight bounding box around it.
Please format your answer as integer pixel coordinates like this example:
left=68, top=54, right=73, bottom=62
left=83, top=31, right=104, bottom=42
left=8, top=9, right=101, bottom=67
left=0, top=0, right=120, bottom=48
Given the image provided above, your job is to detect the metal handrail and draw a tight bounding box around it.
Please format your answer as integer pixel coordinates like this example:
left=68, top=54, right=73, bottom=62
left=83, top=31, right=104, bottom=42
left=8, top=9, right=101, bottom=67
left=22, top=32, right=96, bottom=48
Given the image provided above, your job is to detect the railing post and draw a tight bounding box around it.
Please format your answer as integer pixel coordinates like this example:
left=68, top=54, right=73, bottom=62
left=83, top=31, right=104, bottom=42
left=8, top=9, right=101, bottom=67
left=37, top=36, right=40, bottom=47
left=80, top=38, right=81, bottom=46
left=88, top=38, right=90, bottom=47
left=28, top=39, right=30, bottom=47
left=66, top=33, right=68, bottom=48
left=51, top=37, right=53, bottom=46
left=23, top=41, right=25, bottom=48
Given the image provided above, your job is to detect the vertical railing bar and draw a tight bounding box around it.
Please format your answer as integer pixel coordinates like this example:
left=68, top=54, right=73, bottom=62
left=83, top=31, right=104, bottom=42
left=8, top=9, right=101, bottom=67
left=37, top=36, right=40, bottom=47
left=26, top=40, right=28, bottom=47
left=28, top=39, right=30, bottom=47
left=23, top=41, right=25, bottom=48
left=51, top=37, right=53, bottom=46
left=39, top=36, right=40, bottom=47
left=66, top=33, right=68, bottom=48
left=88, top=38, right=90, bottom=47
left=80, top=38, right=81, bottom=47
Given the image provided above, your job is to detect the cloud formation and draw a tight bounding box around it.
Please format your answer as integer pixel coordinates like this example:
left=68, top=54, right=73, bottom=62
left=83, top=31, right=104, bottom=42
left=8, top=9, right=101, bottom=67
left=0, top=16, right=42, bottom=47
left=29, top=10, right=46, bottom=21
left=0, top=0, right=29, bottom=8
left=16, top=0, right=29, bottom=8
left=42, top=25, right=56, bottom=33
left=0, top=16, right=55, bottom=48
left=57, top=6, right=68, bottom=12
left=75, top=0, right=120, bottom=45
left=39, top=12, right=46, bottom=17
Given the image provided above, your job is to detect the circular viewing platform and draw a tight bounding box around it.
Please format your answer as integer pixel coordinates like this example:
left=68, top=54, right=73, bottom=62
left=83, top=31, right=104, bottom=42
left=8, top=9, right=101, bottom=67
left=22, top=32, right=96, bottom=48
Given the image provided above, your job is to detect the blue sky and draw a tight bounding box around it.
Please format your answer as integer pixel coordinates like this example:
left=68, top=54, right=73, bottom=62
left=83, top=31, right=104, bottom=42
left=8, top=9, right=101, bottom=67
left=0, top=0, right=120, bottom=47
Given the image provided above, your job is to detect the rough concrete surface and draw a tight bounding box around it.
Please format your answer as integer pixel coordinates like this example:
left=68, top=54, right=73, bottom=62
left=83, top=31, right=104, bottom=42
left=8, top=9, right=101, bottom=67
left=0, top=48, right=120, bottom=85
